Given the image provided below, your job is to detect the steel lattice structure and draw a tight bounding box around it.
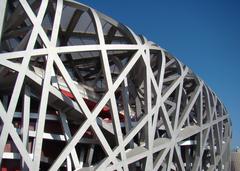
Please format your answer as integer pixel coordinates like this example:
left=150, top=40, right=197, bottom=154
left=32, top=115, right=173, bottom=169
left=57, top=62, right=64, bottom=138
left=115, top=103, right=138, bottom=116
left=0, top=0, right=232, bottom=170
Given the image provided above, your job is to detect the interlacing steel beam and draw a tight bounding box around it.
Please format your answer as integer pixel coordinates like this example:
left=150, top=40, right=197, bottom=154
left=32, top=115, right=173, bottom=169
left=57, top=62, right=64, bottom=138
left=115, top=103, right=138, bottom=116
left=0, top=0, right=231, bottom=171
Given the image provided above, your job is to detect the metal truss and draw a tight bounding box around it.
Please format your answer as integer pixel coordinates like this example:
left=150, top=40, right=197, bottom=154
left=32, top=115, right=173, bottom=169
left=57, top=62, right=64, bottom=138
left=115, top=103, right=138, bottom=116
left=0, top=0, right=231, bottom=170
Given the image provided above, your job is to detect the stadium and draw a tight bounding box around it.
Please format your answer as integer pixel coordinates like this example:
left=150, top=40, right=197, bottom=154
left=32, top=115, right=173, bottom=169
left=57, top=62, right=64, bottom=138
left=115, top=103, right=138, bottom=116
left=0, top=0, right=231, bottom=170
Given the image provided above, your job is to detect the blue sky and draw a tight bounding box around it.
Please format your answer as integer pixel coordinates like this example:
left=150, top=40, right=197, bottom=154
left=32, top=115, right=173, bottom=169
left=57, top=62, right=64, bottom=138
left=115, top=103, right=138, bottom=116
left=79, top=0, right=240, bottom=148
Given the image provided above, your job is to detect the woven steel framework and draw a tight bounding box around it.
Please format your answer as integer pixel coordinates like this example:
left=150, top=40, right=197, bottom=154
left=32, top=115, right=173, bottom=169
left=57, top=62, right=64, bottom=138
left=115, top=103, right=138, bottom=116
left=0, top=0, right=231, bottom=170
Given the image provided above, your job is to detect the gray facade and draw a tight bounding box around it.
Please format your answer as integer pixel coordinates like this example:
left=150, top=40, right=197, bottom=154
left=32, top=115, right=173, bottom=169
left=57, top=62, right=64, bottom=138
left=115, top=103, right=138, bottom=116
left=0, top=0, right=231, bottom=170
left=232, top=150, right=240, bottom=171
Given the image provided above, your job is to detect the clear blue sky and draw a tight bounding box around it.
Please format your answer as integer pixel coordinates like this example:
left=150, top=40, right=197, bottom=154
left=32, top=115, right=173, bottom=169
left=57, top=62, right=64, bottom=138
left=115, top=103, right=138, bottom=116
left=79, top=0, right=240, bottom=148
